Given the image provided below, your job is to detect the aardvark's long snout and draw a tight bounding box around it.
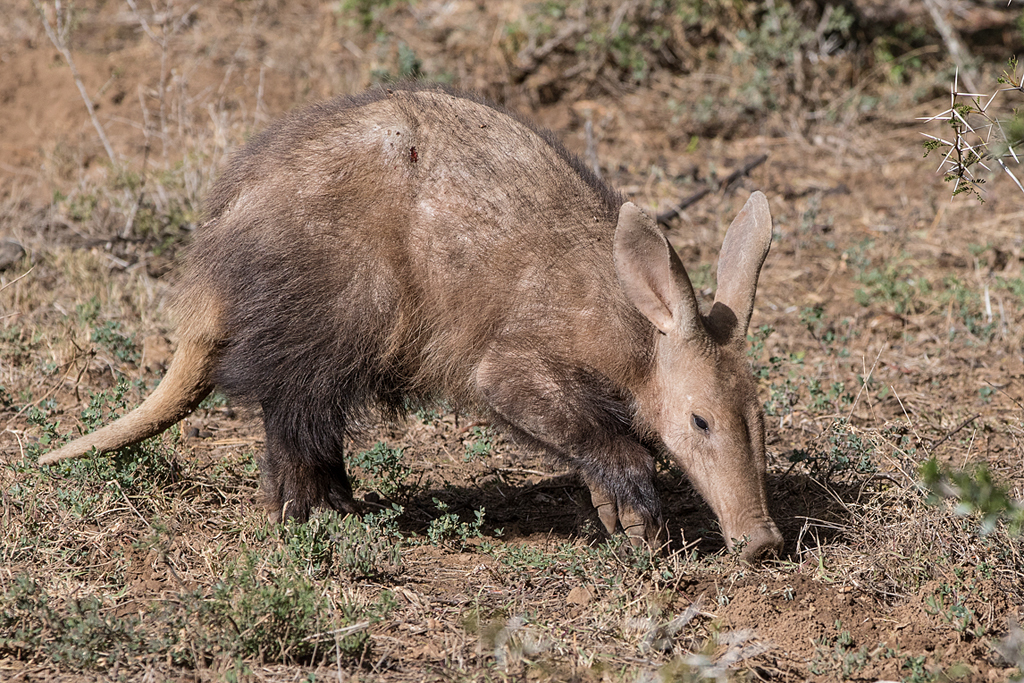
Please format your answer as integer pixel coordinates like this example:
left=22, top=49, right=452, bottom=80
left=732, top=521, right=784, bottom=564
left=708, top=480, right=783, bottom=564
left=681, top=458, right=783, bottom=564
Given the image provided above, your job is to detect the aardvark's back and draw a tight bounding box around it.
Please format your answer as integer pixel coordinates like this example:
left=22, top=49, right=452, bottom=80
left=185, top=85, right=644, bottom=415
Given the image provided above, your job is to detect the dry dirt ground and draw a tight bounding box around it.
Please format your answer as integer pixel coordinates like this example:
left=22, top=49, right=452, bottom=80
left=1, top=1, right=1023, bottom=681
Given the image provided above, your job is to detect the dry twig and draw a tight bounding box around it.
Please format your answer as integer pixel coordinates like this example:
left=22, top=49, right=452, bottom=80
left=656, top=155, right=767, bottom=226
left=30, top=0, right=118, bottom=167
left=922, top=0, right=978, bottom=93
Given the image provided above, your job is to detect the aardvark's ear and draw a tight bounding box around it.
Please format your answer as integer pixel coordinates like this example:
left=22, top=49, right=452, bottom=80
left=706, top=191, right=773, bottom=342
left=613, top=202, right=702, bottom=337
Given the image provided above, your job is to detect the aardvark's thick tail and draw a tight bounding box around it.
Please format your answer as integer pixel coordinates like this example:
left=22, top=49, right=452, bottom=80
left=38, top=334, right=218, bottom=465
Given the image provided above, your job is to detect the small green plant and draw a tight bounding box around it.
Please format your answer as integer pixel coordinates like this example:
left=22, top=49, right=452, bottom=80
left=853, top=259, right=926, bottom=315
left=873, top=23, right=928, bottom=87
left=923, top=592, right=986, bottom=640
left=197, top=390, right=228, bottom=409
left=788, top=419, right=876, bottom=488
left=810, top=625, right=864, bottom=678
left=998, top=275, right=1024, bottom=306
left=90, top=320, right=140, bottom=365
left=27, top=378, right=177, bottom=516
left=426, top=498, right=486, bottom=550
left=800, top=305, right=854, bottom=358
left=0, top=548, right=395, bottom=669
left=464, top=425, right=493, bottom=462
left=166, top=547, right=396, bottom=667
left=75, top=296, right=102, bottom=325
left=370, top=40, right=426, bottom=83
left=77, top=376, right=134, bottom=431
left=350, top=441, right=410, bottom=497
left=920, top=458, right=1024, bottom=536
left=0, top=325, right=43, bottom=368
left=414, top=404, right=442, bottom=423
left=686, top=262, right=713, bottom=291
left=808, top=620, right=915, bottom=680
left=938, top=275, right=997, bottom=341
left=337, top=0, right=405, bottom=32
left=0, top=576, right=151, bottom=670
left=397, top=42, right=422, bottom=79
left=57, top=190, right=100, bottom=223
left=737, top=2, right=812, bottom=67
left=746, top=324, right=774, bottom=379
left=751, top=313, right=860, bottom=421
left=281, top=506, right=404, bottom=580
left=902, top=655, right=930, bottom=682
left=194, top=552, right=355, bottom=663
left=486, top=533, right=675, bottom=594
left=806, top=379, right=854, bottom=413
left=900, top=654, right=973, bottom=683
left=762, top=350, right=804, bottom=418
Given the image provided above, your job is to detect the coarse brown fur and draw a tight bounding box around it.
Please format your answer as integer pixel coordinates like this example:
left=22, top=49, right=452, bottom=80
left=42, top=83, right=782, bottom=560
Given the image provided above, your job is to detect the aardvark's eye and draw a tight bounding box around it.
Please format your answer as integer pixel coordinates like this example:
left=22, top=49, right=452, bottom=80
left=692, top=414, right=710, bottom=433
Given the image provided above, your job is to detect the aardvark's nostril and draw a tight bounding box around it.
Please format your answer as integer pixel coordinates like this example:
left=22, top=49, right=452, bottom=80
left=738, top=525, right=784, bottom=564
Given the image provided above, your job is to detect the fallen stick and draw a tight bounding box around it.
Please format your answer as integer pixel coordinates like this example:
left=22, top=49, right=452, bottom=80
left=656, top=154, right=768, bottom=226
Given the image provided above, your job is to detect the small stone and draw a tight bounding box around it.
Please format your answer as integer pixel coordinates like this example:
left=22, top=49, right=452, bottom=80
left=567, top=585, right=594, bottom=605
left=0, top=240, right=26, bottom=271
left=142, top=335, right=173, bottom=373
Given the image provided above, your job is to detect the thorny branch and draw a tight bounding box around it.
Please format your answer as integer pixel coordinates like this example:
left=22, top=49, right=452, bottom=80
left=920, top=62, right=1024, bottom=201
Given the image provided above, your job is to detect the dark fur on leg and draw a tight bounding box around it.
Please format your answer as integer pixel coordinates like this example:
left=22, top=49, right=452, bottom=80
left=258, top=403, right=360, bottom=523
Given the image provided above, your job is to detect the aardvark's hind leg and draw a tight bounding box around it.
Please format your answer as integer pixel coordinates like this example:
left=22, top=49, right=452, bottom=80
left=259, top=405, right=359, bottom=523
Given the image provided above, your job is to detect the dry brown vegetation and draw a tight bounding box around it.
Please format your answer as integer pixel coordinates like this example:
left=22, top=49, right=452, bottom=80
left=1, top=1, right=1023, bottom=681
